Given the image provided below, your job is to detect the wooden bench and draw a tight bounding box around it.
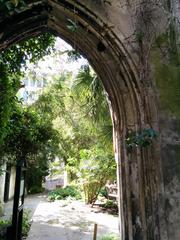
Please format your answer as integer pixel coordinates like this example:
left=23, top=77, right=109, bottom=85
left=105, top=184, right=118, bottom=200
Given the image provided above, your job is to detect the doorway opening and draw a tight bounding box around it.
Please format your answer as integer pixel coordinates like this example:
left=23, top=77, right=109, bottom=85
left=0, top=34, right=119, bottom=240
left=0, top=1, right=162, bottom=240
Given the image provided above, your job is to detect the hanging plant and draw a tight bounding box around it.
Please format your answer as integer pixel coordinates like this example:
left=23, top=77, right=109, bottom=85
left=126, top=128, right=158, bottom=153
left=66, top=19, right=78, bottom=32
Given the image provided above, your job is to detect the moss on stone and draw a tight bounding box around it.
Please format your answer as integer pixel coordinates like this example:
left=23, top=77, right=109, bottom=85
left=151, top=31, right=180, bottom=118
left=153, top=56, right=180, bottom=117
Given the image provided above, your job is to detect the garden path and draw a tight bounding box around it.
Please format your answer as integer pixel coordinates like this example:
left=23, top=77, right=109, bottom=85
left=2, top=193, right=44, bottom=221
left=26, top=194, right=119, bottom=240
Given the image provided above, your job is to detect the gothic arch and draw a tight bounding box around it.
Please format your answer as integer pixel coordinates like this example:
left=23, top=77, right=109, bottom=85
left=0, top=1, right=165, bottom=240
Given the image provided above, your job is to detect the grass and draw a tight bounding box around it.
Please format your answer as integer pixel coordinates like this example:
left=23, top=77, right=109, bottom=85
left=98, top=233, right=118, bottom=240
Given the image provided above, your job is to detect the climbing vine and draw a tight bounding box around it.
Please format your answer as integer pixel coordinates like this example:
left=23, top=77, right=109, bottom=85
left=126, top=128, right=158, bottom=153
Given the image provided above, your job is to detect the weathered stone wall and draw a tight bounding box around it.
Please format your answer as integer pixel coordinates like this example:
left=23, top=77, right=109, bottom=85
left=150, top=0, right=180, bottom=236
left=153, top=55, right=180, bottom=240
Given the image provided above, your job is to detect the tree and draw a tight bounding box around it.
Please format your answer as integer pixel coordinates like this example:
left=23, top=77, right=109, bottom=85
left=31, top=66, right=116, bottom=202
left=0, top=102, right=60, bottom=192
left=0, top=33, right=56, bottom=165
left=9, top=40, right=116, bottom=200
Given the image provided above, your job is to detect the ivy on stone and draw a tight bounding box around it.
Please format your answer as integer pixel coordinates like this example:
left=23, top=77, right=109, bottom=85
left=67, top=19, right=78, bottom=32
left=126, top=128, right=158, bottom=153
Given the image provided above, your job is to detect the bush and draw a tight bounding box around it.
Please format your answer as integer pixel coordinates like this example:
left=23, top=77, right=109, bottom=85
left=83, top=180, right=102, bottom=204
left=0, top=210, right=31, bottom=240
left=48, top=185, right=81, bottom=201
left=102, top=200, right=118, bottom=215
left=22, top=209, right=31, bottom=237
left=103, top=200, right=118, bottom=209
left=78, top=148, right=116, bottom=204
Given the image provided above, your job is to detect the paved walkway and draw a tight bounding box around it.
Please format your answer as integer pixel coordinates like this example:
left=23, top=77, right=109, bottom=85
left=26, top=194, right=119, bottom=240
left=2, top=193, right=45, bottom=221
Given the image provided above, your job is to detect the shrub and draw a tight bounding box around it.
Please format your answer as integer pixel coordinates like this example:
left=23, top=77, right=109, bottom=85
left=102, top=200, right=118, bottom=214
left=48, top=185, right=81, bottom=201
left=83, top=180, right=102, bottom=204
left=78, top=148, right=116, bottom=204
left=103, top=200, right=117, bottom=208
left=0, top=210, right=31, bottom=240
left=22, top=209, right=31, bottom=237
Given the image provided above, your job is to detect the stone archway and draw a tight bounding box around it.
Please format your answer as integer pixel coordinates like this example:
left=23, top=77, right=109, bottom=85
left=0, top=1, right=168, bottom=240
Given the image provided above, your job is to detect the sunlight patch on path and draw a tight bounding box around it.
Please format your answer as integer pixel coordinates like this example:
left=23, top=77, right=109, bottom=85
left=27, top=195, right=119, bottom=240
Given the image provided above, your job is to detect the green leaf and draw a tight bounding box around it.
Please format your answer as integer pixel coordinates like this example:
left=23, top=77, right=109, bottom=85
left=67, top=19, right=78, bottom=32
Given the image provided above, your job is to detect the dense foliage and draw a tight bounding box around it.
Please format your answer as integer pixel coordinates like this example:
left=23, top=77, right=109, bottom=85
left=0, top=33, right=59, bottom=193
left=78, top=148, right=115, bottom=204
left=0, top=209, right=31, bottom=239
left=32, top=65, right=116, bottom=203
left=48, top=185, right=81, bottom=201
left=0, top=32, right=116, bottom=203
left=126, top=128, right=158, bottom=153
left=0, top=101, right=60, bottom=192
left=0, top=33, right=56, bottom=164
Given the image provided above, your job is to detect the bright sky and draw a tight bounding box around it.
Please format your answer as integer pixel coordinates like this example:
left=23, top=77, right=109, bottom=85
left=26, top=37, right=87, bottom=78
